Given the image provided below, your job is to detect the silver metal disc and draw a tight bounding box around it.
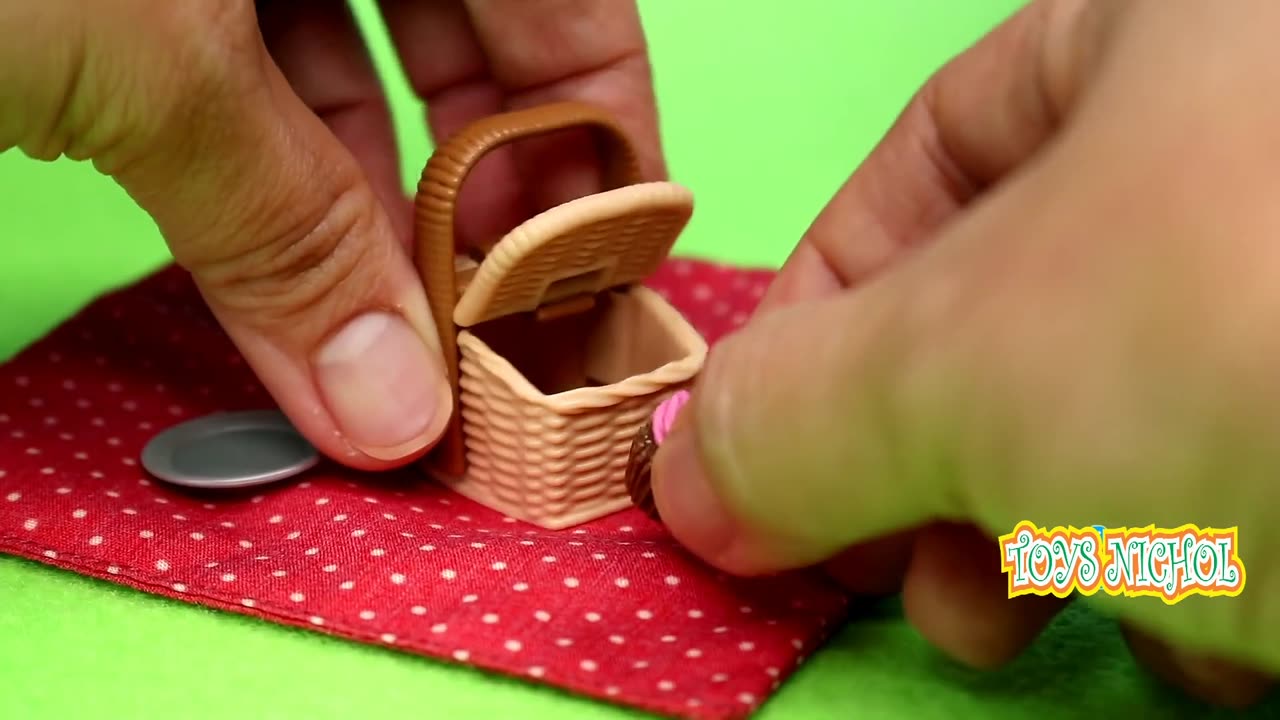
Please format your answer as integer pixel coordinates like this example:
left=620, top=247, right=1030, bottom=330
left=141, top=409, right=319, bottom=489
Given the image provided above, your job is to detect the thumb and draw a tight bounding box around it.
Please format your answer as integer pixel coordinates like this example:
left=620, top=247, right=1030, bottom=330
left=650, top=251, right=963, bottom=575
left=7, top=4, right=451, bottom=467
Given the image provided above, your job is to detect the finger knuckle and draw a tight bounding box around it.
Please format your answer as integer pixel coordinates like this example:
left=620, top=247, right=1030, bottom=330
left=193, top=184, right=388, bottom=331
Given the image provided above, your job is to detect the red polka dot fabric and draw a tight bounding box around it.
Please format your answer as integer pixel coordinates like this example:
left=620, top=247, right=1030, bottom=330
left=0, top=259, right=849, bottom=719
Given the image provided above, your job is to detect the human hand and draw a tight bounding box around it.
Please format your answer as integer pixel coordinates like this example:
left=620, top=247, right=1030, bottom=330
left=651, top=0, right=1280, bottom=706
left=0, top=0, right=664, bottom=468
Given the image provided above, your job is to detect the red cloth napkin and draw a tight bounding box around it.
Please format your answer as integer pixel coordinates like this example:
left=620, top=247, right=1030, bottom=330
left=0, top=259, right=849, bottom=719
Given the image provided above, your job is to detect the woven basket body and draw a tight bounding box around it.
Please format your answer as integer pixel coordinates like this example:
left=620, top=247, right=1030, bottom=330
left=413, top=103, right=706, bottom=528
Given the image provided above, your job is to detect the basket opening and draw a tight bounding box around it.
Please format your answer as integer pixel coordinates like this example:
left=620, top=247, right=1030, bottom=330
left=470, top=288, right=690, bottom=395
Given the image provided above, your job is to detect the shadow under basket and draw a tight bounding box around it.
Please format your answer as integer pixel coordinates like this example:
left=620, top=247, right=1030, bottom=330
left=452, top=286, right=705, bottom=528
left=412, top=101, right=707, bottom=529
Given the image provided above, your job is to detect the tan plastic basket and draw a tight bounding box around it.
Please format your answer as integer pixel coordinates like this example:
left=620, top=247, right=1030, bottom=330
left=413, top=102, right=707, bottom=529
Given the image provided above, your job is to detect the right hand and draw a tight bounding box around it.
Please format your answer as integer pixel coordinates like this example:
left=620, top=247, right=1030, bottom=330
left=652, top=0, right=1280, bottom=707
left=1, top=0, right=666, bottom=468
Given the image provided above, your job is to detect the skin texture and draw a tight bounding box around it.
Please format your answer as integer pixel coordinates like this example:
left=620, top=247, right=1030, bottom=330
left=652, top=0, right=1280, bottom=708
left=1, top=0, right=1275, bottom=710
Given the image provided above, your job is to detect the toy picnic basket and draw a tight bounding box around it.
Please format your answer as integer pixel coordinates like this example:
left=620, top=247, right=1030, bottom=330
left=413, top=101, right=707, bottom=529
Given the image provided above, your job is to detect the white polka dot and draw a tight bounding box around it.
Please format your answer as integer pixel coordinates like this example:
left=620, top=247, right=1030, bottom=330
left=461, top=594, right=478, bottom=603
left=390, top=573, right=406, bottom=585
left=272, top=570, right=287, bottom=577
left=738, top=693, right=757, bottom=705
left=791, top=638, right=804, bottom=649
left=632, top=660, right=649, bottom=670
left=481, top=613, right=499, bottom=624
left=353, top=529, right=368, bottom=538
left=739, top=641, right=755, bottom=651
left=268, top=515, right=283, bottom=524
left=71, top=509, right=87, bottom=519
left=441, top=569, right=456, bottom=580
left=620, top=525, right=634, bottom=533
left=765, top=667, right=780, bottom=677
left=339, top=581, right=355, bottom=590
left=555, top=638, right=573, bottom=647
left=431, top=623, right=447, bottom=634
left=315, top=498, right=329, bottom=505
left=121, top=508, right=137, bottom=516
left=139, top=530, right=154, bottom=539
left=359, top=610, right=376, bottom=620
left=370, top=548, right=385, bottom=557
left=380, top=634, right=397, bottom=644
left=452, top=649, right=469, bottom=661
left=240, top=598, right=256, bottom=607
left=712, top=673, right=729, bottom=683
left=658, top=680, right=676, bottom=692
left=286, top=531, right=301, bottom=540
left=42, top=550, right=57, bottom=559
left=309, top=616, right=325, bottom=626
left=411, top=605, right=427, bottom=616
left=563, top=577, right=579, bottom=588
left=490, top=561, right=507, bottom=571
left=305, top=547, right=319, bottom=556
left=580, top=660, right=598, bottom=672
left=289, top=592, right=305, bottom=602
left=22, top=518, right=37, bottom=531
left=238, top=540, right=253, bottom=548
left=636, top=609, right=653, bottom=620
left=39, top=467, right=54, bottom=475
left=155, top=560, right=170, bottom=571
left=470, top=542, right=485, bottom=549
left=584, top=612, right=602, bottom=622
left=3, top=492, right=18, bottom=502
left=512, top=582, right=529, bottom=592
left=614, top=577, right=629, bottom=588
left=56, top=487, right=71, bottom=494
left=87, top=536, right=103, bottom=546
left=418, top=543, right=433, bottom=551
left=332, top=514, right=347, bottom=522
left=107, top=565, right=120, bottom=574
left=687, top=609, right=703, bottom=618
left=541, top=555, right=556, bottom=563
left=527, top=666, right=545, bottom=678
left=172, top=583, right=187, bottom=593
left=105, top=490, right=119, bottom=498
left=661, top=635, right=677, bottom=643
left=382, top=513, right=396, bottom=520
left=322, top=564, right=338, bottom=573
left=606, top=686, right=621, bottom=696
left=665, top=575, right=681, bottom=586
left=221, top=573, right=237, bottom=582
left=686, top=648, right=703, bottom=658
left=534, top=610, right=551, bottom=622
left=504, top=639, right=522, bottom=652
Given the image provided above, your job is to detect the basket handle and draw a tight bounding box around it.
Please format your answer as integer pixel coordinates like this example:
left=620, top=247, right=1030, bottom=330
left=413, top=101, right=646, bottom=476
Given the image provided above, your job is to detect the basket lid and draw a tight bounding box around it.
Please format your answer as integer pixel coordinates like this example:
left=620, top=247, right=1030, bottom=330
left=453, top=181, right=694, bottom=327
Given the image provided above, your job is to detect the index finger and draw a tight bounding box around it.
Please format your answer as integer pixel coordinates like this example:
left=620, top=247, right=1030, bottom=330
left=757, top=0, right=1099, bottom=314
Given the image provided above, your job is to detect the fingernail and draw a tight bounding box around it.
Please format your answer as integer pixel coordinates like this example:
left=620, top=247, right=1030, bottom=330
left=652, top=401, right=737, bottom=562
left=314, top=311, right=450, bottom=460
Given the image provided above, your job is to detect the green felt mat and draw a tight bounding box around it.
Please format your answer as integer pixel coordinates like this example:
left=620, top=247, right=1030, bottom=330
left=3, top=1, right=1271, bottom=717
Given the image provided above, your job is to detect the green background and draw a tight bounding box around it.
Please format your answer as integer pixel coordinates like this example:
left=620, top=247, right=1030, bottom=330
left=1, top=1, right=1271, bottom=718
